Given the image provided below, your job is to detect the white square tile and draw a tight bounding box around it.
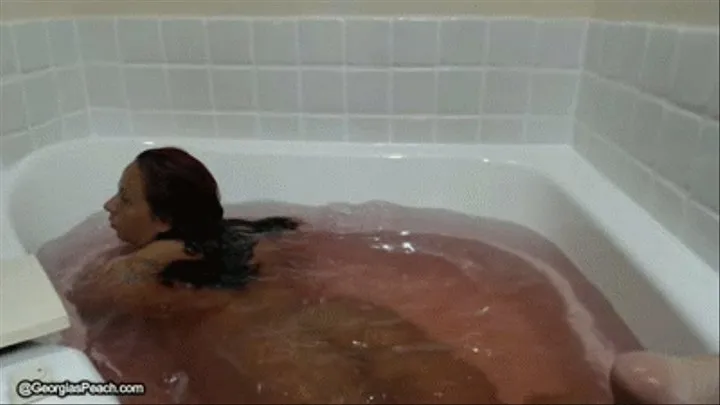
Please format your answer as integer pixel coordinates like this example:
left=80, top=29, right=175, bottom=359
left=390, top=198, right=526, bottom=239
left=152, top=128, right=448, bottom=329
left=530, top=72, right=578, bottom=115
left=605, top=86, right=636, bottom=148
left=682, top=201, right=719, bottom=272
left=301, top=69, right=343, bottom=113
left=672, top=28, right=719, bottom=114
left=24, top=73, right=58, bottom=126
left=599, top=22, right=625, bottom=80
left=211, top=68, right=255, bottom=111
left=132, top=112, right=176, bottom=136
left=124, top=66, right=170, bottom=110
left=85, top=65, right=125, bottom=108
left=614, top=150, right=655, bottom=210
left=91, top=109, right=131, bottom=136
left=437, top=70, right=482, bottom=115
left=649, top=177, right=686, bottom=237
left=348, top=117, right=389, bottom=143
left=253, top=20, right=298, bottom=65
left=482, top=70, right=530, bottom=114
left=573, top=121, right=593, bottom=155
left=174, top=113, right=216, bottom=138
left=301, top=116, right=345, bottom=141
left=216, top=113, right=257, bottom=138
left=392, top=70, right=435, bottom=114
left=640, top=26, right=678, bottom=98
left=0, top=132, right=33, bottom=169
left=708, top=83, right=719, bottom=119
left=576, top=73, right=601, bottom=129
left=48, top=20, right=79, bottom=67
left=30, top=119, right=62, bottom=149
left=0, top=26, right=16, bottom=71
left=117, top=19, right=164, bottom=63
left=1, top=81, right=27, bottom=135
left=481, top=117, right=524, bottom=144
left=584, top=21, right=604, bottom=74
left=207, top=20, right=252, bottom=65
left=393, top=19, right=438, bottom=66
left=391, top=117, right=433, bottom=143
left=618, top=24, right=648, bottom=87
left=534, top=20, right=585, bottom=69
left=435, top=117, right=479, bottom=143
left=525, top=117, right=573, bottom=144
left=259, top=114, right=300, bottom=140
left=346, top=19, right=391, bottom=66
left=585, top=131, right=625, bottom=187
left=688, top=122, right=719, bottom=212
left=299, top=18, right=343, bottom=65
left=589, top=78, right=619, bottom=139
left=347, top=70, right=389, bottom=114
left=132, top=112, right=175, bottom=136
left=257, top=69, right=299, bottom=112
left=162, top=19, right=208, bottom=64
left=77, top=19, right=118, bottom=62
left=13, top=21, right=51, bottom=73
left=61, top=111, right=90, bottom=140
left=167, top=68, right=212, bottom=111
left=439, top=19, right=486, bottom=66
left=628, top=95, right=663, bottom=169
left=55, top=67, right=87, bottom=114
left=655, top=107, right=702, bottom=191
left=487, top=19, right=537, bottom=67
left=0, top=25, right=18, bottom=77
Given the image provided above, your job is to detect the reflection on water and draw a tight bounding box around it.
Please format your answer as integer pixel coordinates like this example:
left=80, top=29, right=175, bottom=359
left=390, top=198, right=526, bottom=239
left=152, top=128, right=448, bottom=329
left=36, top=201, right=643, bottom=404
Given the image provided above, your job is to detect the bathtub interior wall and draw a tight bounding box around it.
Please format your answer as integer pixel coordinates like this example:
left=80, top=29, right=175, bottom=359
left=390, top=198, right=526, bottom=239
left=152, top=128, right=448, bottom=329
left=575, top=20, right=719, bottom=272
left=6, top=137, right=716, bottom=355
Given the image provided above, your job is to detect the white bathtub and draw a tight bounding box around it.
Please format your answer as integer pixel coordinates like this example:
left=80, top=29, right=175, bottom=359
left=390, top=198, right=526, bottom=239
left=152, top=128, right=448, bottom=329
left=1, top=136, right=718, bottom=357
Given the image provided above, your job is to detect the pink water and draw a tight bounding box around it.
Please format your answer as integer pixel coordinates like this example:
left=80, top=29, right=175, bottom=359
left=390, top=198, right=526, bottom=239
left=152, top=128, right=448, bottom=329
left=36, top=201, right=643, bottom=404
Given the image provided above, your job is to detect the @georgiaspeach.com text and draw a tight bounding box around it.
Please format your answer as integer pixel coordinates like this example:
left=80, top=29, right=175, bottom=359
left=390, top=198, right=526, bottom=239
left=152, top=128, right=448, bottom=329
left=16, top=379, right=146, bottom=398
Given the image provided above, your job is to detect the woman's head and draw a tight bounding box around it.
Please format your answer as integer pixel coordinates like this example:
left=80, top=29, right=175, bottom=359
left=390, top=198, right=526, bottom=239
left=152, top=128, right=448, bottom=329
left=104, top=147, right=223, bottom=248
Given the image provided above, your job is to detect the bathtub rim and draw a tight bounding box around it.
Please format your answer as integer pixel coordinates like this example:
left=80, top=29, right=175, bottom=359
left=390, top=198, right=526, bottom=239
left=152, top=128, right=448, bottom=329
left=1, top=136, right=718, bottom=355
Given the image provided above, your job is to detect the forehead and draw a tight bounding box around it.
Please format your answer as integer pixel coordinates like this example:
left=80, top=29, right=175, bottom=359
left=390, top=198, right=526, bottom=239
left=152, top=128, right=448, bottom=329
left=119, top=162, right=145, bottom=194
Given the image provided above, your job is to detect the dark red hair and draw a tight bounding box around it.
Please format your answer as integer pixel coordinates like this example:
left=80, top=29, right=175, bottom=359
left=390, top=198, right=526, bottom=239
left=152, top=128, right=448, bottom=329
left=135, top=147, right=224, bottom=249
left=133, top=147, right=301, bottom=289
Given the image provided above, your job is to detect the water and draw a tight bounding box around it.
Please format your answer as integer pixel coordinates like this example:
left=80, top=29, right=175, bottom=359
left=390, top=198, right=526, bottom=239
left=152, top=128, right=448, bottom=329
left=36, top=201, right=643, bottom=404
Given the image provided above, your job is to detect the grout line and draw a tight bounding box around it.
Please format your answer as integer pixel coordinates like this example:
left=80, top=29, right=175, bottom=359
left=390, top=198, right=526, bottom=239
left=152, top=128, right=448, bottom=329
left=587, top=71, right=715, bottom=123
left=430, top=20, right=441, bottom=144
left=157, top=18, right=178, bottom=136
left=340, top=18, right=349, bottom=143
left=294, top=18, right=304, bottom=141
left=387, top=19, right=396, bottom=143
left=113, top=17, right=134, bottom=137
left=72, top=19, right=94, bottom=137
left=201, top=18, right=219, bottom=138
left=248, top=17, right=260, bottom=139
left=7, top=23, right=31, bottom=144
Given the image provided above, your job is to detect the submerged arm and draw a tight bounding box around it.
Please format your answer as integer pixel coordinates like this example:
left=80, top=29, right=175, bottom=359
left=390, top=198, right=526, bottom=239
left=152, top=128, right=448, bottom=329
left=67, top=242, right=232, bottom=318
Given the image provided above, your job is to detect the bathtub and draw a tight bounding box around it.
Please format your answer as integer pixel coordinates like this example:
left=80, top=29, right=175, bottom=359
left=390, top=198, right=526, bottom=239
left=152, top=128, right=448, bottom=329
left=0, top=136, right=718, bottom=357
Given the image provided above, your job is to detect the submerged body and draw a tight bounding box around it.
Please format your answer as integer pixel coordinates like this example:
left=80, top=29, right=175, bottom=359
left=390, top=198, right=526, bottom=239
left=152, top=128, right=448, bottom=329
left=37, top=201, right=643, bottom=404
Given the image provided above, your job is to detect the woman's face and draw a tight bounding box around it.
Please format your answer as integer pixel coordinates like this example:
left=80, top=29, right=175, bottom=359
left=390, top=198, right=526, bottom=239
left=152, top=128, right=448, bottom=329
left=103, top=162, right=171, bottom=247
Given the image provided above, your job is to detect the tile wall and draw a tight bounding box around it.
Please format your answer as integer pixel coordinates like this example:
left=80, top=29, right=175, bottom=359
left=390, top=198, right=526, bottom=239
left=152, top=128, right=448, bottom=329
left=1, top=16, right=586, bottom=150
left=575, top=21, right=719, bottom=270
left=0, top=20, right=90, bottom=169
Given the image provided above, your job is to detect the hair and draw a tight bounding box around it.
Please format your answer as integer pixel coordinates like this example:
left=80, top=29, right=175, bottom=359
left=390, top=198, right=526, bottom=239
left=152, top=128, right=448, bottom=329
left=134, top=147, right=300, bottom=289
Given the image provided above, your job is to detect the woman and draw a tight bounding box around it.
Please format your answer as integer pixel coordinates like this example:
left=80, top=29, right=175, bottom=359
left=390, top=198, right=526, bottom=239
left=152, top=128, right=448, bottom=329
left=65, top=147, right=502, bottom=404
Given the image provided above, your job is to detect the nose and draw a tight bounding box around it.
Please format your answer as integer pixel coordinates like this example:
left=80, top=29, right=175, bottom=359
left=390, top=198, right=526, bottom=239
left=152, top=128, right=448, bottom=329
left=104, top=195, right=117, bottom=213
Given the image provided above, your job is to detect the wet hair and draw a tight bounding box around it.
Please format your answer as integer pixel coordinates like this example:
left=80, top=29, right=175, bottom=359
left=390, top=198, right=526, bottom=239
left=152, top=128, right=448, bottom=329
left=134, top=147, right=300, bottom=289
